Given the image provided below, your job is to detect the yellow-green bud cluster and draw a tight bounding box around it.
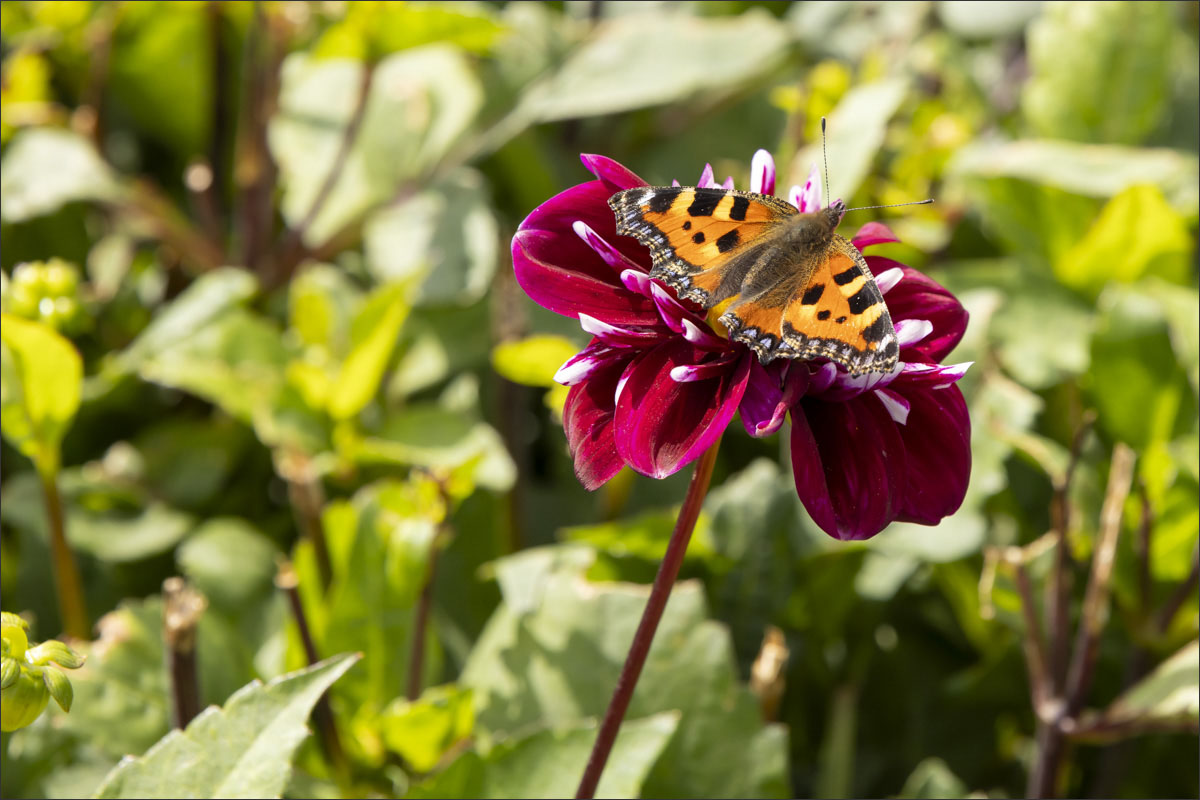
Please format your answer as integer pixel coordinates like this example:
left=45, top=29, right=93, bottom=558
left=1, top=611, right=85, bottom=732
left=2, top=259, right=88, bottom=334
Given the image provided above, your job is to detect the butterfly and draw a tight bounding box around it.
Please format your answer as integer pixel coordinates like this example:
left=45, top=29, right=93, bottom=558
left=608, top=186, right=899, bottom=376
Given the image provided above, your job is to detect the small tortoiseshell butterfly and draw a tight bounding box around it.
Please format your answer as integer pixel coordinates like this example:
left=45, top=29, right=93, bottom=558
left=609, top=186, right=899, bottom=376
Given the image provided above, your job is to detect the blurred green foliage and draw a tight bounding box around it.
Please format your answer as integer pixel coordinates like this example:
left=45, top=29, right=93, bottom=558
left=0, top=1, right=1196, bottom=798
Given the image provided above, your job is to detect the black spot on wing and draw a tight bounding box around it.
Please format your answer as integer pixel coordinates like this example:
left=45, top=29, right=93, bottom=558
left=817, top=310, right=831, bottom=321
left=847, top=284, right=877, bottom=315
left=682, top=221, right=692, bottom=230
left=836, top=316, right=846, bottom=324
left=800, top=284, right=825, bottom=305
left=729, top=195, right=750, bottom=221
left=692, top=232, right=705, bottom=244
left=862, top=313, right=892, bottom=343
left=687, top=191, right=723, bottom=217
left=647, top=188, right=681, bottom=214
left=833, top=265, right=863, bottom=286
left=715, top=230, right=739, bottom=253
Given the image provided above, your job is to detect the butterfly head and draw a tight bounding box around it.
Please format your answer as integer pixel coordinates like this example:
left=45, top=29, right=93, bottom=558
left=824, top=198, right=847, bottom=229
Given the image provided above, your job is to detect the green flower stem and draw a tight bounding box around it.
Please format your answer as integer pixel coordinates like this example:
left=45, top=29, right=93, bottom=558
left=575, top=439, right=722, bottom=800
left=39, top=469, right=88, bottom=640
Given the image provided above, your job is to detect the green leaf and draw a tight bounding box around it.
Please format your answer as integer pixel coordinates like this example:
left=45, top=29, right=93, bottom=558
left=177, top=519, right=281, bottom=613
left=364, top=169, right=499, bottom=307
left=0, top=313, right=82, bottom=474
left=490, top=335, right=579, bottom=388
left=1088, top=285, right=1194, bottom=449
left=0, top=129, right=121, bottom=222
left=116, top=268, right=259, bottom=372
left=897, top=757, right=969, bottom=799
left=108, top=1, right=212, bottom=158
left=787, top=78, right=909, bottom=203
left=327, top=281, right=414, bottom=420
left=315, top=2, right=504, bottom=61
left=1056, top=185, right=1193, bottom=296
left=137, top=309, right=289, bottom=425
left=288, top=263, right=363, bottom=357
left=461, top=547, right=789, bottom=799
left=271, top=47, right=484, bottom=246
left=989, top=280, right=1094, bottom=389
left=948, top=139, right=1199, bottom=215
left=560, top=507, right=719, bottom=566
left=94, top=653, right=360, bottom=799
left=349, top=405, right=516, bottom=492
left=524, top=11, right=789, bottom=122
left=1098, top=640, right=1199, bottom=729
left=1023, top=1, right=1173, bottom=145
left=380, top=685, right=474, bottom=773
left=410, top=712, right=680, bottom=800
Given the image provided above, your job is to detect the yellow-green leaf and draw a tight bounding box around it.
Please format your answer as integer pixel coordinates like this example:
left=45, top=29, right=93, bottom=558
left=328, top=281, right=413, bottom=420
left=0, top=313, right=82, bottom=474
left=491, top=335, right=580, bottom=388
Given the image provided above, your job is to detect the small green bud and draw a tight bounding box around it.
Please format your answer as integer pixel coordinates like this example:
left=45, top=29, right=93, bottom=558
left=27, top=639, right=86, bottom=670
left=1, top=666, right=49, bottom=732
left=0, top=614, right=85, bottom=731
left=42, top=666, right=73, bottom=712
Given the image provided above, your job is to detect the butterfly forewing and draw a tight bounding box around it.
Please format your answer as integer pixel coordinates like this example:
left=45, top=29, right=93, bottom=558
left=609, top=187, right=796, bottom=305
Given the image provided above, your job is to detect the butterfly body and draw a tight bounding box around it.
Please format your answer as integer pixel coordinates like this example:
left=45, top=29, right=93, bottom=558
left=609, top=186, right=898, bottom=375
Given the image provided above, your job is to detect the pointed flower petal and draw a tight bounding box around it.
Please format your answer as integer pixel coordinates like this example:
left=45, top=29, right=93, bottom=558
left=750, top=149, right=776, bottom=195
left=852, top=222, right=900, bottom=250
left=874, top=267, right=903, bottom=295
left=894, top=384, right=970, bottom=524
left=614, top=341, right=751, bottom=479
left=875, top=388, right=911, bottom=425
left=555, top=340, right=623, bottom=386
left=580, top=153, right=646, bottom=193
left=790, top=393, right=907, bottom=540
left=797, top=163, right=822, bottom=212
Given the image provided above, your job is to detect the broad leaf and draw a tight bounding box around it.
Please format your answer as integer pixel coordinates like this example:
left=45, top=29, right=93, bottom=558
left=0, top=313, right=82, bottom=474
left=0, top=129, right=121, bottom=222
left=409, top=712, right=680, bottom=800
left=94, top=653, right=360, bottom=799
left=490, top=335, right=580, bottom=388
left=327, top=281, right=414, bottom=420
left=1092, top=640, right=1199, bottom=735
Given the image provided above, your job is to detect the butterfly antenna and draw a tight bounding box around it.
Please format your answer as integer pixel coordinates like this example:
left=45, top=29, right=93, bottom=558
left=821, top=117, right=830, bottom=203
left=844, top=199, right=935, bottom=212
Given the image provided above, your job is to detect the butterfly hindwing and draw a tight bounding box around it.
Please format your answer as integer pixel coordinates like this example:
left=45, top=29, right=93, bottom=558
left=778, top=235, right=898, bottom=374
left=609, top=187, right=796, bottom=305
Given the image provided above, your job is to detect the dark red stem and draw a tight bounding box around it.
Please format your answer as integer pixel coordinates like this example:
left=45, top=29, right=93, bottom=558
left=575, top=440, right=721, bottom=799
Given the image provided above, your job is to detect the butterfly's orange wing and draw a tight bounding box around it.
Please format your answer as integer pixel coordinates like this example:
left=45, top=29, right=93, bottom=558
left=609, top=187, right=796, bottom=306
left=721, top=235, right=899, bottom=375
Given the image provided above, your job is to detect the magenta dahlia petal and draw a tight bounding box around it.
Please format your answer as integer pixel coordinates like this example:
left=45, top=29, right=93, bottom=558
left=874, top=266, right=904, bottom=295
left=750, top=149, right=776, bottom=195
left=794, top=163, right=823, bottom=212
left=573, top=221, right=647, bottom=275
left=895, top=361, right=973, bottom=391
left=865, top=256, right=968, bottom=361
left=852, top=222, right=901, bottom=250
left=874, top=387, right=911, bottom=425
left=894, top=384, right=970, bottom=525
left=580, top=153, right=646, bottom=194
left=555, top=339, right=623, bottom=386
left=512, top=230, right=660, bottom=326
left=790, top=394, right=908, bottom=541
left=740, top=362, right=806, bottom=438
left=520, top=180, right=655, bottom=274
left=578, top=313, right=668, bottom=347
left=722, top=176, right=735, bottom=190
left=697, top=163, right=719, bottom=189
left=614, top=340, right=751, bottom=479
left=563, top=354, right=633, bottom=490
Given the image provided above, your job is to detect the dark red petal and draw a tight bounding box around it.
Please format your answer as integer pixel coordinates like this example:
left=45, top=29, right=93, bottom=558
left=894, top=384, right=971, bottom=525
left=562, top=351, right=633, bottom=490
left=580, top=154, right=647, bottom=194
left=614, top=341, right=750, bottom=479
left=866, top=256, right=968, bottom=362
left=790, top=393, right=907, bottom=541
left=512, top=230, right=660, bottom=326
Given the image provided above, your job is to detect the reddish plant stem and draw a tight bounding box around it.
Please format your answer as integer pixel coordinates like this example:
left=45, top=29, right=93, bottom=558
left=1046, top=413, right=1094, bottom=691
left=39, top=470, right=88, bottom=640
left=407, top=528, right=444, bottom=701
left=575, top=440, right=722, bottom=799
left=273, top=62, right=375, bottom=285
left=163, top=577, right=206, bottom=729
left=277, top=562, right=347, bottom=776
left=1028, top=442, right=1135, bottom=799
left=1157, top=543, right=1199, bottom=634
left=1013, top=559, right=1050, bottom=708
left=286, top=471, right=333, bottom=593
